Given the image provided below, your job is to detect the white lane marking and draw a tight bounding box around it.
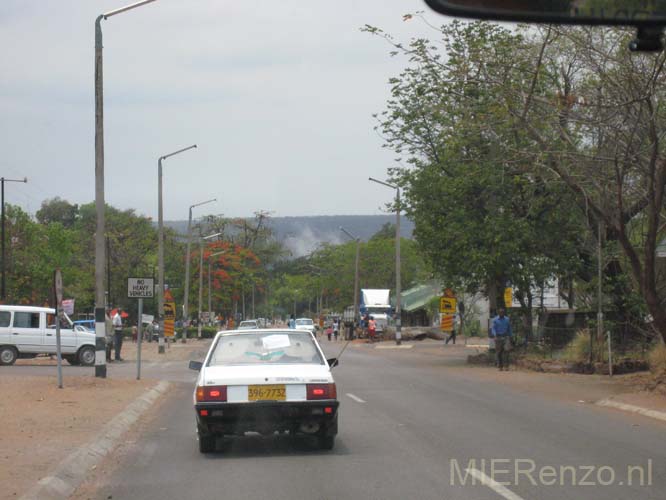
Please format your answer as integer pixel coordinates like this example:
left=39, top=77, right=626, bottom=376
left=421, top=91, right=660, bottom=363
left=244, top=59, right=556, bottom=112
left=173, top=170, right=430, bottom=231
left=346, top=393, right=366, bottom=404
left=596, top=398, right=666, bottom=423
left=466, top=468, right=525, bottom=500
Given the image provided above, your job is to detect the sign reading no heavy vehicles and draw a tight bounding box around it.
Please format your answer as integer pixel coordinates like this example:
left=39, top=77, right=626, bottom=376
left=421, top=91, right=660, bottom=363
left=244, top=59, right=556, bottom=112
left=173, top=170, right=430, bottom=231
left=128, top=278, right=154, bottom=298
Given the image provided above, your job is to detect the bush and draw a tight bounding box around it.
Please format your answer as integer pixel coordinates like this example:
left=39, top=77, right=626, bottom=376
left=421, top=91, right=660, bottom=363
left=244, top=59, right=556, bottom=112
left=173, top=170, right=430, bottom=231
left=562, top=329, right=608, bottom=363
left=648, top=343, right=666, bottom=376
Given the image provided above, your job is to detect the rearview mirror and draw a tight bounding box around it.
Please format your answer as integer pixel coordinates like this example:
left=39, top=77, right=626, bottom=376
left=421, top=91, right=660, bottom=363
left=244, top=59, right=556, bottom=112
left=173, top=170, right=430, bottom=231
left=425, top=0, right=666, bottom=24
left=425, top=1, right=666, bottom=51
left=189, top=360, right=203, bottom=371
left=327, top=357, right=339, bottom=368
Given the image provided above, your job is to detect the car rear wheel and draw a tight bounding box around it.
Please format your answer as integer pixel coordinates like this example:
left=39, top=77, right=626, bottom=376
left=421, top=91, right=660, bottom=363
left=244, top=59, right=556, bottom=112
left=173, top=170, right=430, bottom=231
left=198, top=434, right=216, bottom=453
left=77, top=346, right=96, bottom=366
left=318, top=435, right=335, bottom=450
left=0, top=346, right=18, bottom=365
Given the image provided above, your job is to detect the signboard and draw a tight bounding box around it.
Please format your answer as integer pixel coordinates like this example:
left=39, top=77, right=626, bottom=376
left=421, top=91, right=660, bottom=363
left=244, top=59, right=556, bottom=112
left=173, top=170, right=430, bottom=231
left=504, top=287, right=513, bottom=308
left=164, top=302, right=176, bottom=320
left=163, top=302, right=176, bottom=337
left=62, top=299, right=75, bottom=316
left=440, top=314, right=455, bottom=332
left=141, top=314, right=154, bottom=324
left=128, top=278, right=154, bottom=298
left=440, top=296, right=457, bottom=314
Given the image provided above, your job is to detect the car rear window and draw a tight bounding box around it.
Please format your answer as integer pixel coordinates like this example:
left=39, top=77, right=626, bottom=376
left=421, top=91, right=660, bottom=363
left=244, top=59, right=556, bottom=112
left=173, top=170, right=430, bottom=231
left=208, top=331, right=324, bottom=366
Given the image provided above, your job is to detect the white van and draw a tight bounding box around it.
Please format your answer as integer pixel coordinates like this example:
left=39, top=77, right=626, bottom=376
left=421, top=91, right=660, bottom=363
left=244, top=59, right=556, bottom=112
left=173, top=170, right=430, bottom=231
left=0, top=305, right=96, bottom=366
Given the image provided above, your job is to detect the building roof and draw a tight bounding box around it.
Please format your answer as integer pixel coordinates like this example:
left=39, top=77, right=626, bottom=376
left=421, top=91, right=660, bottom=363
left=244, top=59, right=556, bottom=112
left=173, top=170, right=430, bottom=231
left=396, top=281, right=442, bottom=312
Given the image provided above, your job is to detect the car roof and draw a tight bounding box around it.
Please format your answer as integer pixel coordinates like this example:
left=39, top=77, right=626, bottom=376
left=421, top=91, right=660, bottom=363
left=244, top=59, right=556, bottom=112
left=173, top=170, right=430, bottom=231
left=0, top=305, right=56, bottom=313
left=218, top=328, right=314, bottom=337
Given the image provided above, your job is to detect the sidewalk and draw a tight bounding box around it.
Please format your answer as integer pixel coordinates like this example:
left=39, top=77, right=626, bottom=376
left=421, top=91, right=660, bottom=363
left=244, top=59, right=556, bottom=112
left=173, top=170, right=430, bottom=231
left=0, top=375, right=156, bottom=499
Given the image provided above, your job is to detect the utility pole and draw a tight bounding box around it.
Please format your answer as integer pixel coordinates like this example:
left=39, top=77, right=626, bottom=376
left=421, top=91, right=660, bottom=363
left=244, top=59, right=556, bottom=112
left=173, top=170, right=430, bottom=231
left=157, top=144, right=197, bottom=353
left=369, top=177, right=402, bottom=345
left=340, top=226, right=361, bottom=339
left=183, top=198, right=215, bottom=342
left=94, top=0, right=158, bottom=377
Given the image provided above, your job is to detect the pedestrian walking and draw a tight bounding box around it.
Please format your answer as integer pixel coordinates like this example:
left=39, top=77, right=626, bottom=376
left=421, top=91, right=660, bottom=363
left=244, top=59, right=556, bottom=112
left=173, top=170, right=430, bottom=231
left=112, top=308, right=124, bottom=361
left=491, top=308, right=513, bottom=371
left=445, top=327, right=456, bottom=345
left=105, top=309, right=114, bottom=362
left=326, top=324, right=333, bottom=341
left=368, top=316, right=377, bottom=342
left=333, top=319, right=339, bottom=341
left=288, top=314, right=296, bottom=329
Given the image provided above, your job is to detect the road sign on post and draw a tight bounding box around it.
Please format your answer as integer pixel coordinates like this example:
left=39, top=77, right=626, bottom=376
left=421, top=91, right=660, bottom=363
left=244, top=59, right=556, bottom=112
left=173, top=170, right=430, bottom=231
left=163, top=302, right=176, bottom=338
left=440, top=296, right=457, bottom=314
left=127, top=277, right=153, bottom=380
left=128, top=277, right=154, bottom=299
left=54, top=269, right=64, bottom=389
left=440, top=314, right=455, bottom=332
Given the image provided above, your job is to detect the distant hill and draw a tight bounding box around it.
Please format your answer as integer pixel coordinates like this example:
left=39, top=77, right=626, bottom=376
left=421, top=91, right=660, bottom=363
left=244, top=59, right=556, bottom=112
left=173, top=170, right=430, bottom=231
left=164, top=215, right=415, bottom=257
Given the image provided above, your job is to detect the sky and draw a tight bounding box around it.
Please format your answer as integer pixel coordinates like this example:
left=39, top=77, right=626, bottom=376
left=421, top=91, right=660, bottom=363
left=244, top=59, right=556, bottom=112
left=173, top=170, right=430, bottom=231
left=0, top=0, right=448, bottom=220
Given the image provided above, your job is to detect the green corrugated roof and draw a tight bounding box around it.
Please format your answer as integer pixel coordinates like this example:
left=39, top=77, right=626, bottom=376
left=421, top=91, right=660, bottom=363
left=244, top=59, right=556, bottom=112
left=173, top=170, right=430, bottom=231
left=397, top=281, right=442, bottom=312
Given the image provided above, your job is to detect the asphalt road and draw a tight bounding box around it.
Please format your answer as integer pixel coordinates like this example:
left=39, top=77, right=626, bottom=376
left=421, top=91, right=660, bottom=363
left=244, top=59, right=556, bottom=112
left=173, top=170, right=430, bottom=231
left=34, top=341, right=666, bottom=499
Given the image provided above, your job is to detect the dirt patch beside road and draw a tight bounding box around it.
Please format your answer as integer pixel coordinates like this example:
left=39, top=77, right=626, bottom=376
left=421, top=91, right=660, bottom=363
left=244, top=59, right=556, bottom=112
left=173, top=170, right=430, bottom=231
left=0, top=375, right=154, bottom=499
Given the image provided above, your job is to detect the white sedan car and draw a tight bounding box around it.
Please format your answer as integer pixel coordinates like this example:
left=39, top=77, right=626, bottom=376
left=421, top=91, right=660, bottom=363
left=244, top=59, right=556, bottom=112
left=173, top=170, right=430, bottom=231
left=190, top=329, right=339, bottom=453
left=294, top=317, right=317, bottom=335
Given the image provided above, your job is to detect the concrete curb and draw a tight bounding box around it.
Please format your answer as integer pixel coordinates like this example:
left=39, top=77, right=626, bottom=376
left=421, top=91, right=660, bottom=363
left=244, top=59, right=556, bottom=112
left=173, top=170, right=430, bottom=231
left=20, top=380, right=171, bottom=500
left=596, top=398, right=666, bottom=423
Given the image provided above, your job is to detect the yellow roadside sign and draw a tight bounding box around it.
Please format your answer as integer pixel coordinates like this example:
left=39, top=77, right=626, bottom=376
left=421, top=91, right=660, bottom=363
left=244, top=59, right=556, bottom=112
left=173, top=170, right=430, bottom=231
left=164, top=302, right=176, bottom=320
left=504, top=287, right=513, bottom=308
left=440, top=296, right=457, bottom=314
left=440, top=314, right=454, bottom=332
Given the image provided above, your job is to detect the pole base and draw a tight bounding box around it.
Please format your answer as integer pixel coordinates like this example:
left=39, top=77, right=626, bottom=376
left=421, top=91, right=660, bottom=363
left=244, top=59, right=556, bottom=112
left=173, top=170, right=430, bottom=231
left=95, top=365, right=107, bottom=378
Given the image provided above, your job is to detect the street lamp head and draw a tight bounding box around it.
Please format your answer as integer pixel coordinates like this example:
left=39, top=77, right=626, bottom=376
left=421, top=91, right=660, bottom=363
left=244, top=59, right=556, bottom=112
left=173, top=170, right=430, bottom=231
left=368, top=176, right=398, bottom=190
left=103, top=0, right=158, bottom=20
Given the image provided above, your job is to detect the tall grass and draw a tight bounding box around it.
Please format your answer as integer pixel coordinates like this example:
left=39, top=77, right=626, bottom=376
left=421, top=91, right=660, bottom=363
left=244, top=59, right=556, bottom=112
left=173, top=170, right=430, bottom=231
left=648, top=343, right=666, bottom=376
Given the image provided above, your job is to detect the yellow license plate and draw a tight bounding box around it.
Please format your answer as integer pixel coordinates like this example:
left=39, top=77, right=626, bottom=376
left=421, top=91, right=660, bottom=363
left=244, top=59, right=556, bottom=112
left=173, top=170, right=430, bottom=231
left=248, top=384, right=286, bottom=401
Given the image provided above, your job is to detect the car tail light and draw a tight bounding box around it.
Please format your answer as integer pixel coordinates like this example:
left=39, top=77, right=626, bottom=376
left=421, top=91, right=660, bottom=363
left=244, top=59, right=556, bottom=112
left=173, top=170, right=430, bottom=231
left=196, top=385, right=227, bottom=402
left=307, top=383, right=337, bottom=400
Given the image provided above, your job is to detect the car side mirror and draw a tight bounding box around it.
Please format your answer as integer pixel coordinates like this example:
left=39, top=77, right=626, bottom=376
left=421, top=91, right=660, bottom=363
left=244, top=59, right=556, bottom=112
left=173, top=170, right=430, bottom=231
left=327, top=357, right=339, bottom=368
left=189, top=360, right=203, bottom=371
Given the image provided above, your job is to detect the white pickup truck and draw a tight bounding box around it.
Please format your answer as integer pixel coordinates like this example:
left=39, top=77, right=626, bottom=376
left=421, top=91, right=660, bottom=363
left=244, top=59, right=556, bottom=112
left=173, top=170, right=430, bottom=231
left=0, top=305, right=97, bottom=366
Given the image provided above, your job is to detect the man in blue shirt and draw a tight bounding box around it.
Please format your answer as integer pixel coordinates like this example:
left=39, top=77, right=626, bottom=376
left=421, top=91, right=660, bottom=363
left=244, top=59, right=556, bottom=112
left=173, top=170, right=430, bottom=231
left=491, top=307, right=512, bottom=371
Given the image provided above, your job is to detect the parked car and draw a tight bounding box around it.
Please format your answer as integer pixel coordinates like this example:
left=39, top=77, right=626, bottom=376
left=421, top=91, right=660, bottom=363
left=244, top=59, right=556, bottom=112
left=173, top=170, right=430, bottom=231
left=190, top=328, right=339, bottom=453
left=238, top=320, right=259, bottom=329
left=294, top=318, right=316, bottom=335
left=0, top=305, right=96, bottom=366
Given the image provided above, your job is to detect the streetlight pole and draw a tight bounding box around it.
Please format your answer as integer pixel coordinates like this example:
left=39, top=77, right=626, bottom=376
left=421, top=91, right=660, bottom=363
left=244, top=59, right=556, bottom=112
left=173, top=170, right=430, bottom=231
left=157, top=144, right=197, bottom=354
left=94, top=0, right=157, bottom=378
left=182, top=198, right=215, bottom=342
left=207, top=250, right=226, bottom=328
left=1, top=177, right=27, bottom=300
left=340, top=226, right=360, bottom=339
left=198, top=232, right=222, bottom=338
left=369, top=177, right=402, bottom=345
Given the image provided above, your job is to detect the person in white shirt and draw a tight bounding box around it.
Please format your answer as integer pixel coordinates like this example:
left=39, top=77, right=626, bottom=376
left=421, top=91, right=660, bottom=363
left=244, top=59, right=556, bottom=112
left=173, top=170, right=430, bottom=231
left=112, top=309, right=124, bottom=361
